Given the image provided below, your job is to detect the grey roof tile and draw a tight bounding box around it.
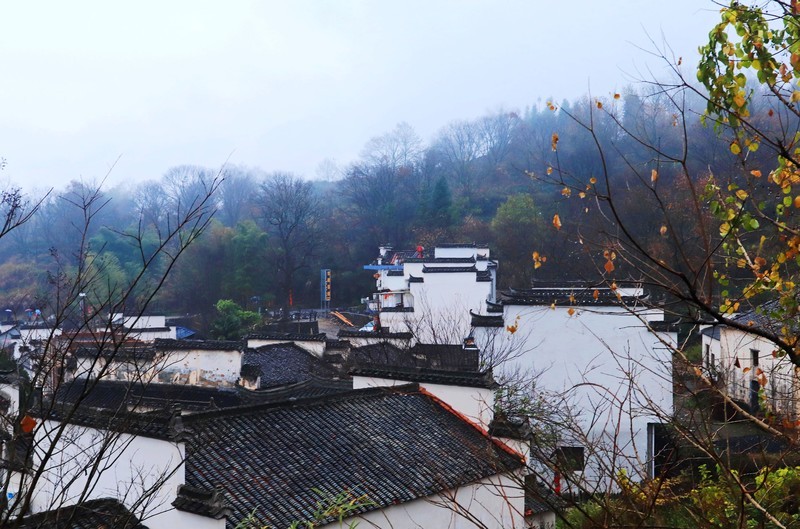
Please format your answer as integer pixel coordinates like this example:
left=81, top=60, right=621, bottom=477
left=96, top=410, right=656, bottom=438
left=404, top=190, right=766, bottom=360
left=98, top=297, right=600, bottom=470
left=181, top=385, right=524, bottom=528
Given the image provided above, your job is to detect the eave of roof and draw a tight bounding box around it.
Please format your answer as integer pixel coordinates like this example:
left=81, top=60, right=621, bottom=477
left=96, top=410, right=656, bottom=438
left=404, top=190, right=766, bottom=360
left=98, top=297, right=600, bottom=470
left=245, top=332, right=326, bottom=342
left=350, top=366, right=497, bottom=389
left=155, top=338, right=243, bottom=351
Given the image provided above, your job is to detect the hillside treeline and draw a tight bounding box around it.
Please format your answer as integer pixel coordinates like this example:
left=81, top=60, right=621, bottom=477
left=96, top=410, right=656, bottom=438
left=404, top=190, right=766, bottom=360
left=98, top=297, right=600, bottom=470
left=0, top=85, right=785, bottom=328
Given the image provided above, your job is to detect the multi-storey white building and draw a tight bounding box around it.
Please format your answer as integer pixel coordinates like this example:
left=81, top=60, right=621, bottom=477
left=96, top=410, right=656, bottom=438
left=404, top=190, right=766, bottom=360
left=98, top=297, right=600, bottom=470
left=363, top=245, right=676, bottom=482
left=701, top=302, right=799, bottom=417
left=363, top=244, right=497, bottom=344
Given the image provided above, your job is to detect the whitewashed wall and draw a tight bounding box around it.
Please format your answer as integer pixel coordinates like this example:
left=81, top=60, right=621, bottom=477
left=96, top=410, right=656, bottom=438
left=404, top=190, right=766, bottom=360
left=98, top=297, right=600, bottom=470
left=475, top=303, right=675, bottom=481
left=708, top=326, right=797, bottom=416
left=352, top=375, right=495, bottom=430
left=75, top=348, right=242, bottom=387
left=25, top=421, right=187, bottom=527
left=350, top=471, right=525, bottom=529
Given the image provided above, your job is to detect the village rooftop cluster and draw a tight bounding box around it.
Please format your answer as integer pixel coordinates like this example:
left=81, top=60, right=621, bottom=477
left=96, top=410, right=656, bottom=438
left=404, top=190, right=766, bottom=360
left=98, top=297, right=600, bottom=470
left=0, top=243, right=783, bottom=528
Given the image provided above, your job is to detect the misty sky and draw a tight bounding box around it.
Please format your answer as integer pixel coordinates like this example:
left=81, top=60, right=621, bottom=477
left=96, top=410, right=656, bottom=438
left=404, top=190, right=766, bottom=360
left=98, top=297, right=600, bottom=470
left=0, top=1, right=721, bottom=192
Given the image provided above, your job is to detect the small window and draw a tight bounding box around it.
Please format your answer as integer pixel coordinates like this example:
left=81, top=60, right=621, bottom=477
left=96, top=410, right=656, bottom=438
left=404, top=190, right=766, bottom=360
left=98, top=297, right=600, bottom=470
left=751, top=349, right=759, bottom=368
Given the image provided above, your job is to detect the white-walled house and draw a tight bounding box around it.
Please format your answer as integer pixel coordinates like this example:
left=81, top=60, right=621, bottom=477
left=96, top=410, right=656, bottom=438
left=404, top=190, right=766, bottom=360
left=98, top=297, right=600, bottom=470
left=361, top=245, right=676, bottom=482
left=363, top=244, right=497, bottom=343
left=72, top=339, right=243, bottom=387
left=109, top=313, right=179, bottom=341
left=701, top=303, right=799, bottom=416
left=5, top=384, right=527, bottom=529
left=471, top=284, right=677, bottom=482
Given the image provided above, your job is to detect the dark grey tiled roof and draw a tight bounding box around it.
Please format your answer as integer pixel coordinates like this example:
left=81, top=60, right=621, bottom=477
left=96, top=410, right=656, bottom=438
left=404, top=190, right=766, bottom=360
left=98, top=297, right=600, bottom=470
left=524, top=475, right=562, bottom=516
left=54, top=378, right=248, bottom=412
left=73, top=344, right=157, bottom=361
left=172, top=485, right=231, bottom=520
left=380, top=306, right=414, bottom=313
left=154, top=338, right=243, bottom=351
left=499, top=285, right=646, bottom=307
left=403, top=256, right=476, bottom=264
left=338, top=330, right=413, bottom=339
left=408, top=275, right=424, bottom=283
left=182, top=385, right=524, bottom=528
left=435, top=242, right=481, bottom=248
left=15, top=498, right=147, bottom=529
left=242, top=343, right=338, bottom=389
left=245, top=333, right=327, bottom=342
left=700, top=326, right=721, bottom=340
left=486, top=300, right=504, bottom=313
left=386, top=269, right=404, bottom=276
left=729, top=299, right=786, bottom=334
left=476, top=270, right=492, bottom=282
left=489, top=413, right=532, bottom=440
left=470, top=311, right=504, bottom=328
left=351, top=342, right=479, bottom=371
left=422, top=265, right=477, bottom=273
left=351, top=366, right=496, bottom=388
left=250, top=377, right=352, bottom=401
left=40, top=403, right=176, bottom=440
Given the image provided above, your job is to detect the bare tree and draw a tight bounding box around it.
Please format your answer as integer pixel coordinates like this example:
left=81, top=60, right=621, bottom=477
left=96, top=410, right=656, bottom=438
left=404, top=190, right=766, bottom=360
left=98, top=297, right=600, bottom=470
left=432, top=120, right=483, bottom=199
left=360, top=122, right=424, bottom=172
left=217, top=166, right=259, bottom=227
left=0, top=172, right=221, bottom=527
left=256, top=172, right=321, bottom=311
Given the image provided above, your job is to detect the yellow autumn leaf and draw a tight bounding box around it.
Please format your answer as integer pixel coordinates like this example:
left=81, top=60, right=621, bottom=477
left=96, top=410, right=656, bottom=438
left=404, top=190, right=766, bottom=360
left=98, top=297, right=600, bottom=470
left=551, top=133, right=559, bottom=151
left=613, top=93, right=621, bottom=100
left=596, top=101, right=603, bottom=109
left=651, top=169, right=658, bottom=183
left=735, top=189, right=748, bottom=200
left=592, top=289, right=599, bottom=300
left=546, top=166, right=553, bottom=175
left=660, top=225, right=667, bottom=236
left=794, top=196, right=800, bottom=208
left=750, top=169, right=762, bottom=177
left=589, top=177, right=597, bottom=184
left=567, top=307, right=575, bottom=316
left=792, top=91, right=800, bottom=103
left=730, top=142, right=741, bottom=155
left=578, top=192, right=586, bottom=199
left=561, top=187, right=571, bottom=197
left=552, top=214, right=562, bottom=230
left=604, top=259, right=615, bottom=273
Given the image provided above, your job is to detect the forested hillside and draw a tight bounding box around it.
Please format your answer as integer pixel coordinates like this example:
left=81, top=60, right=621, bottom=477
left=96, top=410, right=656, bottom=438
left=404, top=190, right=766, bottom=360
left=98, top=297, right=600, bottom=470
left=0, top=84, right=784, bottom=327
